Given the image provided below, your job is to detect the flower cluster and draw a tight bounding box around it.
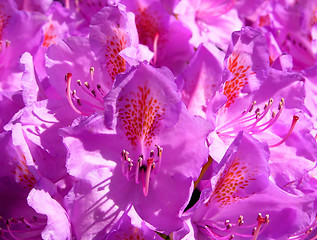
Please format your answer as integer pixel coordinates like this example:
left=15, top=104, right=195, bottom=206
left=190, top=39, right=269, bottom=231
left=1, top=0, right=317, bottom=239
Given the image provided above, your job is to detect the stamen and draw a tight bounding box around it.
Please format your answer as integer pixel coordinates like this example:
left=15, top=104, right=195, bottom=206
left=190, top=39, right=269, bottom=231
left=269, top=115, right=299, bottom=148
left=0, top=40, right=10, bottom=59
left=203, top=225, right=231, bottom=240
left=79, top=80, right=103, bottom=104
left=199, top=214, right=270, bottom=239
left=217, top=98, right=288, bottom=140
left=0, top=216, right=46, bottom=240
left=249, top=101, right=256, bottom=112
left=90, top=67, right=95, bottom=83
left=217, top=101, right=256, bottom=133
left=155, top=145, right=163, bottom=173
left=97, top=84, right=104, bottom=95
left=135, top=155, right=143, bottom=184
left=251, top=98, right=285, bottom=133
left=238, top=215, right=244, bottom=226
left=121, top=150, right=128, bottom=177
left=128, top=158, right=133, bottom=172
left=120, top=146, right=163, bottom=196
left=65, top=73, right=88, bottom=116
left=77, top=79, right=82, bottom=86
left=73, top=90, right=103, bottom=110
left=252, top=214, right=269, bottom=240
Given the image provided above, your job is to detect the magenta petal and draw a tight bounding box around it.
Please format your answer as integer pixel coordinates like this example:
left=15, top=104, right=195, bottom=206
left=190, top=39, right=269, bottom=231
left=27, top=189, right=71, bottom=240
left=180, top=44, right=223, bottom=118
left=133, top=172, right=193, bottom=233
left=89, top=5, right=139, bottom=80
left=184, top=132, right=316, bottom=240
left=61, top=63, right=212, bottom=235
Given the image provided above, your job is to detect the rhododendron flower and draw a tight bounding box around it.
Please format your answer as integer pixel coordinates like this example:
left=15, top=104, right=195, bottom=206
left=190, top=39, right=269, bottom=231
left=61, top=63, right=211, bottom=238
left=199, top=27, right=317, bottom=193
left=0, top=124, right=71, bottom=239
left=1, top=0, right=317, bottom=239
left=174, top=0, right=243, bottom=49
left=0, top=0, right=46, bottom=91
left=174, top=132, right=316, bottom=240
left=121, top=0, right=194, bottom=76
left=46, top=5, right=152, bottom=116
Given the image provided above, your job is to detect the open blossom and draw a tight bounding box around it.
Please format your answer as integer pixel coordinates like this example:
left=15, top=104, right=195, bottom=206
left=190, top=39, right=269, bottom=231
left=174, top=25, right=317, bottom=202
left=0, top=0, right=317, bottom=239
left=46, top=4, right=152, bottom=116
left=240, top=0, right=317, bottom=70
left=0, top=0, right=46, bottom=91
left=174, top=0, right=243, bottom=50
left=174, top=132, right=316, bottom=240
left=61, top=63, right=211, bottom=238
left=120, top=0, right=194, bottom=76
left=0, top=124, right=71, bottom=239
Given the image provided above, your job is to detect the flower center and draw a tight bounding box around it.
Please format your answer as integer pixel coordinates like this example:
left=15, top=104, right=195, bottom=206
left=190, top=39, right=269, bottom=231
left=65, top=67, right=106, bottom=115
left=121, top=145, right=163, bottom=196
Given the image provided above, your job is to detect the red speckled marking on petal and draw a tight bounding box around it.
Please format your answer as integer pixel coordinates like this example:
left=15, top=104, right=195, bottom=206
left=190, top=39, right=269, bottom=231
left=207, top=155, right=258, bottom=207
left=135, top=8, right=162, bottom=47
left=104, top=28, right=127, bottom=80
left=223, top=51, right=255, bottom=108
left=0, top=4, right=11, bottom=40
left=117, top=84, right=165, bottom=147
left=42, top=22, right=57, bottom=47
left=310, top=6, right=317, bottom=28
left=11, top=154, right=36, bottom=189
